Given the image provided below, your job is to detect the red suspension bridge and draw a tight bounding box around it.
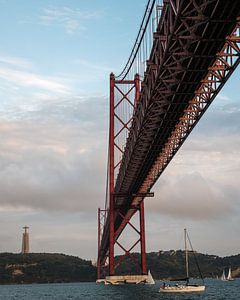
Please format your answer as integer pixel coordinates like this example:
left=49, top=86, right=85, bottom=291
left=97, top=0, right=240, bottom=281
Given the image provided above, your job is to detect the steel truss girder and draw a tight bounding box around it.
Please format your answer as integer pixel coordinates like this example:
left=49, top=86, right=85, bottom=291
left=139, top=21, right=240, bottom=195
left=100, top=0, right=240, bottom=266
left=115, top=0, right=240, bottom=198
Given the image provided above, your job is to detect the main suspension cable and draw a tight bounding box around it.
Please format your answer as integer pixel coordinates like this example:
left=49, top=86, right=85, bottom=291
left=116, top=0, right=157, bottom=80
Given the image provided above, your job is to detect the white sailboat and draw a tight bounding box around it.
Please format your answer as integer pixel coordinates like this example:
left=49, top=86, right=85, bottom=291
left=221, top=269, right=227, bottom=281
left=146, top=270, right=155, bottom=284
left=227, top=267, right=234, bottom=281
left=159, top=229, right=206, bottom=293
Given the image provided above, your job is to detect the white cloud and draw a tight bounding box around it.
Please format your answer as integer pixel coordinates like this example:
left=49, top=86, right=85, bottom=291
left=73, top=59, right=112, bottom=73
left=0, top=67, right=69, bottom=94
left=146, top=98, right=240, bottom=221
left=150, top=171, right=239, bottom=220
left=0, top=93, right=108, bottom=213
left=0, top=54, right=33, bottom=69
left=0, top=120, right=106, bottom=212
left=40, top=6, right=104, bottom=34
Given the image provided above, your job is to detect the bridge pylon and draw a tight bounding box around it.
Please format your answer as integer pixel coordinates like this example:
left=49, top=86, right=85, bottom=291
left=97, top=73, right=148, bottom=279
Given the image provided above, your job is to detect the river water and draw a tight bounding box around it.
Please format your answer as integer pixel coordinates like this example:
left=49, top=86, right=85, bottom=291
left=0, top=279, right=239, bottom=299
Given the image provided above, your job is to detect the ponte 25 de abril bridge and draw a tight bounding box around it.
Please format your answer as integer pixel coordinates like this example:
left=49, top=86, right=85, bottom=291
left=97, top=0, right=240, bottom=284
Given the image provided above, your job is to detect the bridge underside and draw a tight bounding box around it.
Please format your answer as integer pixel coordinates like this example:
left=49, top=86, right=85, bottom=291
left=98, top=0, right=240, bottom=275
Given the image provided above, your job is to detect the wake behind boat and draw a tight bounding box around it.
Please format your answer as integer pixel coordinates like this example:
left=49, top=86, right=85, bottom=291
left=159, top=229, right=205, bottom=293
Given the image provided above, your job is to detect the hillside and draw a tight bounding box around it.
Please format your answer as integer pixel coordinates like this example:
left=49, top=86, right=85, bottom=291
left=148, top=250, right=240, bottom=279
left=116, top=250, right=240, bottom=279
left=0, top=251, right=240, bottom=284
left=0, top=253, right=96, bottom=284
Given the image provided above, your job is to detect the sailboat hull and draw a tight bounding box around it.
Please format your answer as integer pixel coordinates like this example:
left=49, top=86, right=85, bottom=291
left=160, top=285, right=206, bottom=293
left=159, top=229, right=205, bottom=294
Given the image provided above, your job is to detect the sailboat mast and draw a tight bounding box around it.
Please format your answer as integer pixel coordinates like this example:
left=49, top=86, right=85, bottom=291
left=184, top=228, right=189, bottom=279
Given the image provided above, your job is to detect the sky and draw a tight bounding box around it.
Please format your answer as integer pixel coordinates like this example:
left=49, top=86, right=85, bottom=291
left=0, top=0, right=239, bottom=260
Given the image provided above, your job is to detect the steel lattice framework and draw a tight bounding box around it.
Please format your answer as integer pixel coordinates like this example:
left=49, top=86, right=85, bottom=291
left=98, top=0, right=240, bottom=279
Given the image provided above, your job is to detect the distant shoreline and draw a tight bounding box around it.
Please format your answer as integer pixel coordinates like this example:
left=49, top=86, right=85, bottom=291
left=0, top=251, right=239, bottom=284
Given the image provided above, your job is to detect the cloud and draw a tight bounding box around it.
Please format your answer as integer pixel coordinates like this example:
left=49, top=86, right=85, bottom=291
left=0, top=89, right=239, bottom=221
left=0, top=53, right=111, bottom=116
left=0, top=54, right=109, bottom=215
left=0, top=67, right=69, bottom=94
left=145, top=95, right=240, bottom=221
left=73, top=59, right=112, bottom=73
left=150, top=172, right=239, bottom=220
left=0, top=54, right=75, bottom=122
left=0, top=211, right=98, bottom=257
left=0, top=121, right=106, bottom=212
left=0, top=93, right=108, bottom=124
left=40, top=6, right=104, bottom=34
left=0, top=54, right=33, bottom=69
left=0, top=94, right=108, bottom=213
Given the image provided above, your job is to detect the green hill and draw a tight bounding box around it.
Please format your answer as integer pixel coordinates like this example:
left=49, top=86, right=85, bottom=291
left=116, top=250, right=240, bottom=279
left=0, top=253, right=96, bottom=284
left=0, top=251, right=239, bottom=284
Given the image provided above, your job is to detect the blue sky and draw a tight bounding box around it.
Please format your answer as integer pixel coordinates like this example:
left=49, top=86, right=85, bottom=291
left=0, top=1, right=239, bottom=260
left=0, top=0, right=147, bottom=96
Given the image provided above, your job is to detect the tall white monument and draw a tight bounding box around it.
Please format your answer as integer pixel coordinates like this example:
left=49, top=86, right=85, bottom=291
left=22, top=226, right=30, bottom=254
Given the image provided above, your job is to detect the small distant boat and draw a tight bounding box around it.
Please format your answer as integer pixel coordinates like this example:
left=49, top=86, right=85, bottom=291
left=227, top=267, right=234, bottom=281
left=220, top=267, right=234, bottom=281
left=146, top=270, right=155, bottom=284
left=159, top=229, right=205, bottom=293
left=221, top=269, right=227, bottom=281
